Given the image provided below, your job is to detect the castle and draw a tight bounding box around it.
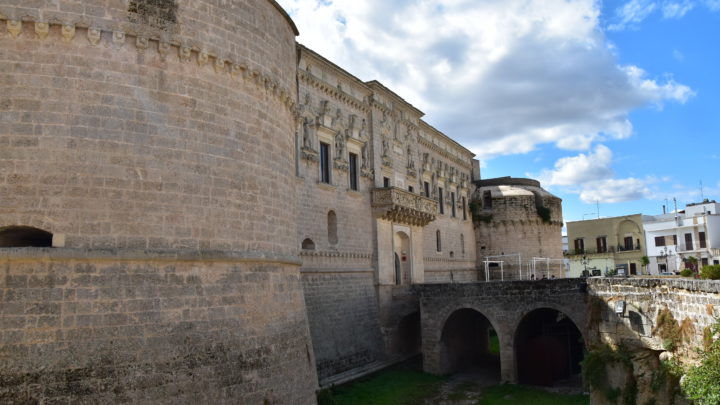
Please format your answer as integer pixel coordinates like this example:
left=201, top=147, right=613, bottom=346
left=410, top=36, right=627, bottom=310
left=0, top=1, right=563, bottom=403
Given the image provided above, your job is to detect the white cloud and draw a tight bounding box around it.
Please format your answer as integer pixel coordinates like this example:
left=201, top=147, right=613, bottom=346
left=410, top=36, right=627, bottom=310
left=534, top=145, right=662, bottom=203
left=279, top=0, right=693, bottom=159
left=538, top=145, right=614, bottom=186
left=579, top=178, right=654, bottom=203
left=662, top=1, right=695, bottom=18
left=608, top=0, right=657, bottom=30
left=705, top=0, right=720, bottom=11
left=673, top=49, right=685, bottom=61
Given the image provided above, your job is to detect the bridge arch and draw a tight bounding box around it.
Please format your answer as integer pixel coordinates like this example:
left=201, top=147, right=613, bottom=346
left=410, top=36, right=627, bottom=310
left=432, top=305, right=504, bottom=376
left=513, top=306, right=586, bottom=386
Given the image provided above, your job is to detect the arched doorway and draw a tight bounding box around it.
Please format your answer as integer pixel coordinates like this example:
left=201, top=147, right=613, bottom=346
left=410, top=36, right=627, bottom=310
left=393, top=231, right=411, bottom=285
left=439, top=308, right=500, bottom=377
left=514, top=308, right=585, bottom=386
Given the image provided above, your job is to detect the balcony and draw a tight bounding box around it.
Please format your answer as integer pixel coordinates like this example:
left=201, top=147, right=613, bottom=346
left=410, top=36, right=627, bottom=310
left=371, top=187, right=438, bottom=226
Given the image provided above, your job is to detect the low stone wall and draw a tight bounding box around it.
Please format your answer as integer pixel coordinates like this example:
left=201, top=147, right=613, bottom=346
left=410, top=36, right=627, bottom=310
left=0, top=248, right=318, bottom=404
left=588, top=277, right=720, bottom=353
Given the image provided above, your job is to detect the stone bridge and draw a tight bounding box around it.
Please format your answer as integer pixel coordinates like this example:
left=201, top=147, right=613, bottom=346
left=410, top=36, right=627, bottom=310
left=415, top=279, right=588, bottom=384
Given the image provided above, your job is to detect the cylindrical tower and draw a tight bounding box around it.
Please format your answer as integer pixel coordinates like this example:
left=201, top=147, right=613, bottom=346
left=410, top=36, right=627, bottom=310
left=471, top=177, right=564, bottom=279
left=0, top=1, right=317, bottom=403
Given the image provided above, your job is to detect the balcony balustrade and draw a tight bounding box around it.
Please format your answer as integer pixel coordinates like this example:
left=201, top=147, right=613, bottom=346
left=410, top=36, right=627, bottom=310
left=371, top=187, right=438, bottom=227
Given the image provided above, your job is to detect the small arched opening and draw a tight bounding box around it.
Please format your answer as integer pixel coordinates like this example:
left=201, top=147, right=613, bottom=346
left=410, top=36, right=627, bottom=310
left=0, top=226, right=53, bottom=248
left=327, top=210, right=338, bottom=245
left=439, top=308, right=500, bottom=378
left=392, top=312, right=421, bottom=356
left=514, top=308, right=585, bottom=387
left=301, top=238, right=315, bottom=251
left=393, top=231, right=411, bottom=285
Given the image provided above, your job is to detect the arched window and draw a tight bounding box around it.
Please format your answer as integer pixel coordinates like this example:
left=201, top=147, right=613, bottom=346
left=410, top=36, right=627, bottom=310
left=483, top=191, right=492, bottom=209
left=0, top=226, right=53, bottom=248
left=327, top=210, right=338, bottom=245
left=301, top=238, right=315, bottom=251
left=460, top=234, right=465, bottom=255
left=436, top=230, right=442, bottom=252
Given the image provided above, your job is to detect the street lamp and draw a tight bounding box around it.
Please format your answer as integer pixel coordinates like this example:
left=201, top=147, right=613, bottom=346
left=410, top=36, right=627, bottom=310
left=659, top=247, right=675, bottom=274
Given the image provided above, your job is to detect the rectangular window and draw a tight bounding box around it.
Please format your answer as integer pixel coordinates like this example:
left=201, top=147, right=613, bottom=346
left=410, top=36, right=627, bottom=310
left=439, top=187, right=444, bottom=214
left=672, top=235, right=678, bottom=245
left=574, top=238, right=585, bottom=254
left=462, top=197, right=467, bottom=220
left=348, top=153, right=358, bottom=191
left=702, top=257, right=709, bottom=267
left=451, top=192, right=456, bottom=218
left=424, top=181, right=430, bottom=197
left=383, top=177, right=390, bottom=188
left=408, top=185, right=414, bottom=193
left=320, top=142, right=330, bottom=184
left=596, top=236, right=607, bottom=253
left=685, top=233, right=693, bottom=250
left=655, top=236, right=665, bottom=247
left=700, top=232, right=707, bottom=249
left=624, top=236, right=633, bottom=251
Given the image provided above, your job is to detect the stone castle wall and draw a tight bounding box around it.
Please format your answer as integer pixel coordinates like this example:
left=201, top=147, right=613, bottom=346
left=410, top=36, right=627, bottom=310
left=0, top=1, right=318, bottom=403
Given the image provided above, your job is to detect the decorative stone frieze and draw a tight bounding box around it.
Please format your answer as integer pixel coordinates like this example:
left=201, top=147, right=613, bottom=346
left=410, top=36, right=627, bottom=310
left=61, top=24, right=75, bottom=42
left=35, top=22, right=49, bottom=39
left=0, top=18, right=297, bottom=113
left=7, top=20, right=21, bottom=37
left=371, top=187, right=438, bottom=226
left=87, top=27, right=101, bottom=45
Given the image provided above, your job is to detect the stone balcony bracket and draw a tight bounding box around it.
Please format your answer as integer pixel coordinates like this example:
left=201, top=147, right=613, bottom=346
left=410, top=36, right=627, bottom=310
left=371, top=187, right=438, bottom=226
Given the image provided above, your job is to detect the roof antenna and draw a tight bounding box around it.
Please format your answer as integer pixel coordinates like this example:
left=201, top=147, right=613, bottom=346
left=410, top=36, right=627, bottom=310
left=700, top=180, right=705, bottom=202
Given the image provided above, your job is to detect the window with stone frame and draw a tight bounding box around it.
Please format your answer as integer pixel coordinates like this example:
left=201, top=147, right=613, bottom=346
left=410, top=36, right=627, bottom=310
left=320, top=142, right=330, bottom=184
left=439, top=187, right=444, bottom=214
left=348, top=152, right=358, bottom=191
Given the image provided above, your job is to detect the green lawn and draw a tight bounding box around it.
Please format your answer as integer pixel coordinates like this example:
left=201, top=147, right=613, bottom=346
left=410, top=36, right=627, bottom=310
left=489, top=329, right=500, bottom=355
left=317, top=367, right=589, bottom=405
left=317, top=369, right=445, bottom=405
left=478, top=385, right=589, bottom=405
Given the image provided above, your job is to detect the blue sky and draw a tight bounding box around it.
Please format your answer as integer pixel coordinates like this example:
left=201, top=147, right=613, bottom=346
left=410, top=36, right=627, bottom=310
left=277, top=0, right=719, bottom=223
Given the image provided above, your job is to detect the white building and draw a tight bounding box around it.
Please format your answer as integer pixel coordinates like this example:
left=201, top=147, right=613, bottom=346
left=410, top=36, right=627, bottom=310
left=643, top=200, right=720, bottom=274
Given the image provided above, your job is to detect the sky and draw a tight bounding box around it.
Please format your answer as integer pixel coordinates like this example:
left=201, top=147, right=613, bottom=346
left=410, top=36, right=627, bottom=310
left=276, top=0, right=720, bottom=223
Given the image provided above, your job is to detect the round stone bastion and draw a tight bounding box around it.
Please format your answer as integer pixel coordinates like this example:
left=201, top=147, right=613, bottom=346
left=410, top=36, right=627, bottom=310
left=0, top=1, right=318, bottom=403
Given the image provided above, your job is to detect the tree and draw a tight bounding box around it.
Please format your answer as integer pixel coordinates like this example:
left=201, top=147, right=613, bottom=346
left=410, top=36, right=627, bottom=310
left=641, top=256, right=650, bottom=275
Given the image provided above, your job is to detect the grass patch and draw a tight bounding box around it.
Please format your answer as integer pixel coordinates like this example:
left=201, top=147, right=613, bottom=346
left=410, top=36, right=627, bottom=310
left=317, top=369, right=445, bottom=405
left=447, top=380, right=479, bottom=401
left=478, top=385, right=589, bottom=405
left=489, top=329, right=500, bottom=355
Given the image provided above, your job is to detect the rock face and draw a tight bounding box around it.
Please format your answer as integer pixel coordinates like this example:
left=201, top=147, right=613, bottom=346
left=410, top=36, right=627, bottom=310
left=587, top=278, right=719, bottom=405
left=0, top=1, right=317, bottom=403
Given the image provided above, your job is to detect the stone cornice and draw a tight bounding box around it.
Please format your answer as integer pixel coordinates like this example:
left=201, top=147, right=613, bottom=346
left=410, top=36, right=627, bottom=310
left=418, top=137, right=473, bottom=171
left=299, top=250, right=373, bottom=259
left=0, top=19, right=296, bottom=114
left=298, top=70, right=371, bottom=113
